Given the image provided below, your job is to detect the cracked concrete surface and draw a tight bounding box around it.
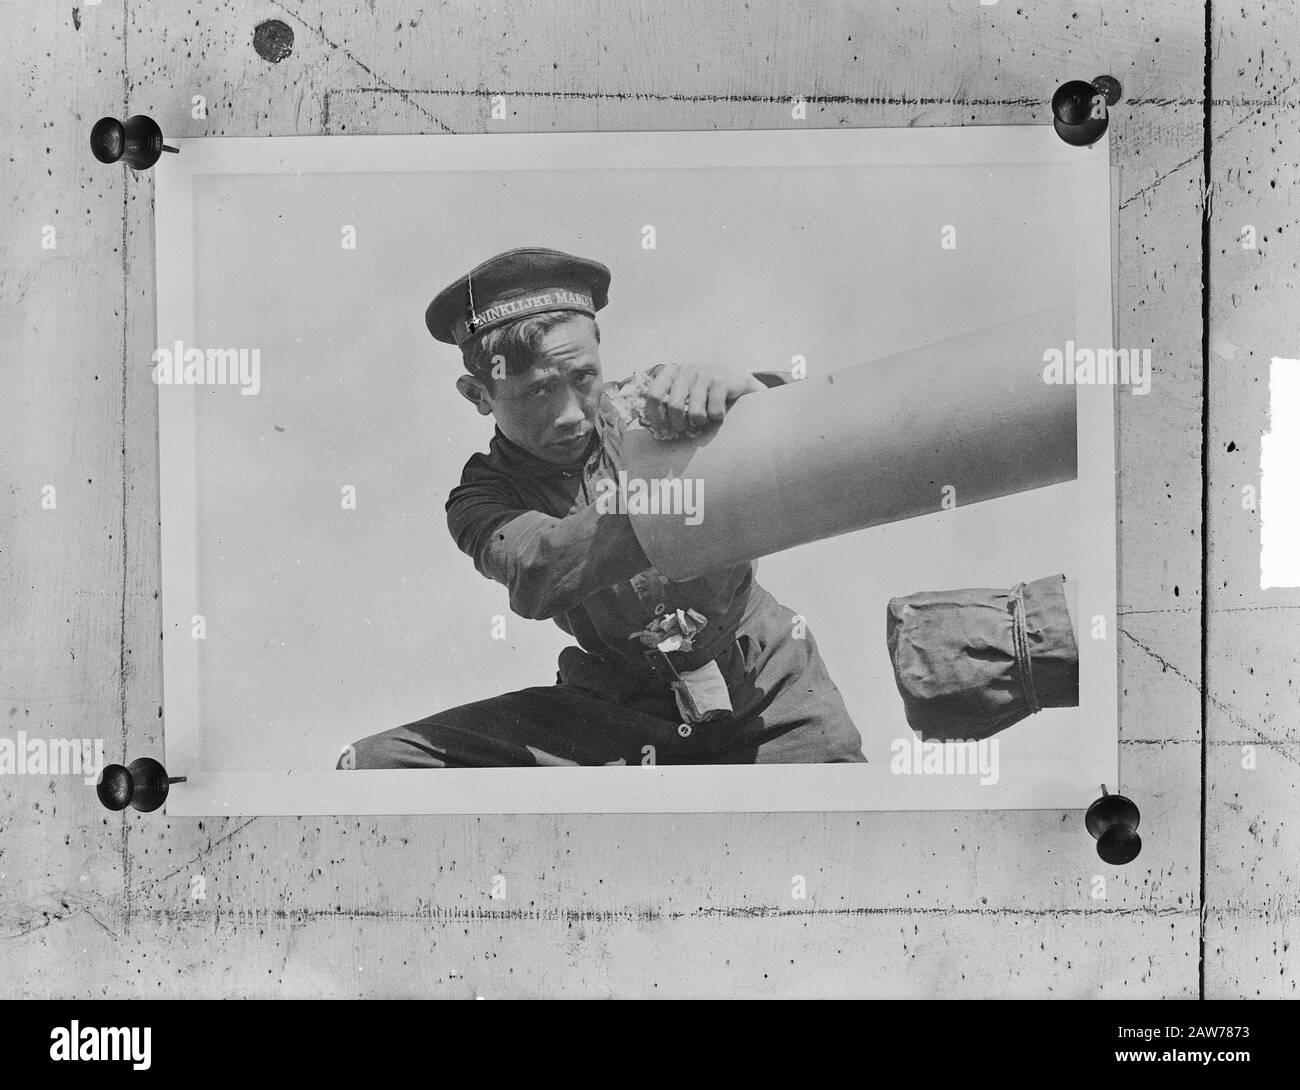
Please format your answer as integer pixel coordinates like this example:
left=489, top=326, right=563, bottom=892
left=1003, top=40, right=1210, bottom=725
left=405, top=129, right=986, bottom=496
left=0, top=0, right=1295, bottom=998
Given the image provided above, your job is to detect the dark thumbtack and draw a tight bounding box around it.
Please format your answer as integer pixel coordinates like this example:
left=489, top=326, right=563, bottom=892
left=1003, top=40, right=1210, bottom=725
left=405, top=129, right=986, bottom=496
left=1051, top=76, right=1122, bottom=147
left=95, top=757, right=186, bottom=813
left=90, top=115, right=179, bottom=171
left=1085, top=784, right=1142, bottom=865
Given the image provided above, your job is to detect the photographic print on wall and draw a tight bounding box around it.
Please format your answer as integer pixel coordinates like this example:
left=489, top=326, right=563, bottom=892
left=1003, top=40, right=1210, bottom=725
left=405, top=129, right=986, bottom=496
left=154, top=126, right=1119, bottom=815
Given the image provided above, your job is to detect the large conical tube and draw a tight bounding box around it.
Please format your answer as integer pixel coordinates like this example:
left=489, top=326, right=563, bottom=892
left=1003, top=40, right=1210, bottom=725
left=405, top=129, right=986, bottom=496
left=618, top=305, right=1077, bottom=582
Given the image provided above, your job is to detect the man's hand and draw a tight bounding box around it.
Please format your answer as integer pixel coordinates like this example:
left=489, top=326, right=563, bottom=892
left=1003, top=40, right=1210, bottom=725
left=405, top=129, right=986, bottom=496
left=644, top=363, right=766, bottom=436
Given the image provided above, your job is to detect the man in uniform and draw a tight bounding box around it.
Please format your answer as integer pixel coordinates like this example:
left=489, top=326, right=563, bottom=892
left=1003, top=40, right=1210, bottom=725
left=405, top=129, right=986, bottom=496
left=340, top=247, right=864, bottom=768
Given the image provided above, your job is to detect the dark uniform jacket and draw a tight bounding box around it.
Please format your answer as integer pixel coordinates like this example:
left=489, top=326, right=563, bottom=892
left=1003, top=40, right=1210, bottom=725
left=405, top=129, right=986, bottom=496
left=444, top=374, right=865, bottom=763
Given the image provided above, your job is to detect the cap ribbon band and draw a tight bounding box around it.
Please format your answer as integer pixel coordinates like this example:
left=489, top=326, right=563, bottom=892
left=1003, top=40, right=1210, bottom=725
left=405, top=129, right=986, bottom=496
left=454, top=286, right=595, bottom=345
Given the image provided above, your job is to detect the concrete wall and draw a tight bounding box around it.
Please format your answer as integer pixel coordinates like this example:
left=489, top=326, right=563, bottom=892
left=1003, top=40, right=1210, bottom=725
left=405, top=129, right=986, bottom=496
left=1, top=0, right=1292, bottom=998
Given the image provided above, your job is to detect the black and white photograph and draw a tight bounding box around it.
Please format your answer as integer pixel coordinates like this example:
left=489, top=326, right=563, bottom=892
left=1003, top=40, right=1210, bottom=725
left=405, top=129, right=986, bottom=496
left=154, top=128, right=1115, bottom=813
left=1, top=0, right=1297, bottom=1037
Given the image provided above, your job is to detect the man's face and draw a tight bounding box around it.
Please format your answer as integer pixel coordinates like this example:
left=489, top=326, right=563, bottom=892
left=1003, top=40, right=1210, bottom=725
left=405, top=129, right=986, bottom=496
left=468, top=317, right=605, bottom=463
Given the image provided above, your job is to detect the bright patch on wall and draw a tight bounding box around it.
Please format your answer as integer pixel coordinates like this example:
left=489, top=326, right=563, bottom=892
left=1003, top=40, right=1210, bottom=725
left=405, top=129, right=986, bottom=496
left=1261, top=357, right=1300, bottom=588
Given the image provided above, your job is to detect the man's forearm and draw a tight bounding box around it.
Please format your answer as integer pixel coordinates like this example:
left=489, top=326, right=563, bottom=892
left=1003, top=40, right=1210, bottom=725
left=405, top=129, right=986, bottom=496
left=475, top=504, right=652, bottom=621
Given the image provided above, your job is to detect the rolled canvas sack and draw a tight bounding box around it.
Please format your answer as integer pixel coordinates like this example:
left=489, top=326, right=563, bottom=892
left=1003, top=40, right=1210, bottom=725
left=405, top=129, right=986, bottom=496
left=885, top=573, right=1079, bottom=742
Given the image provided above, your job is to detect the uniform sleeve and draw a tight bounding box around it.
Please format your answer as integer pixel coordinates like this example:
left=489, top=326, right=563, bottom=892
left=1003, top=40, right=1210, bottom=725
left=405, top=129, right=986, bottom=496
left=447, top=367, right=774, bottom=622
left=446, top=476, right=652, bottom=622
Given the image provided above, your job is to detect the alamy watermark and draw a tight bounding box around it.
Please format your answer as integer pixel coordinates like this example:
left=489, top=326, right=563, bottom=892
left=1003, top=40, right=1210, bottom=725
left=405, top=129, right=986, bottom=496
left=0, top=732, right=105, bottom=786
left=1042, top=342, right=1150, bottom=395
left=152, top=340, right=261, bottom=395
left=890, top=736, right=1000, bottom=786
left=593, top=471, right=704, bottom=525
left=50, top=1022, right=151, bottom=1071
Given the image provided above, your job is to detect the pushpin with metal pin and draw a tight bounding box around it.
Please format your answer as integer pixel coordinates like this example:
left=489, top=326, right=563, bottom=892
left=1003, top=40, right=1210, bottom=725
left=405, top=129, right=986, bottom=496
left=1085, top=784, right=1142, bottom=864
left=95, top=757, right=186, bottom=813
left=90, top=115, right=179, bottom=171
left=1051, top=76, right=1122, bottom=147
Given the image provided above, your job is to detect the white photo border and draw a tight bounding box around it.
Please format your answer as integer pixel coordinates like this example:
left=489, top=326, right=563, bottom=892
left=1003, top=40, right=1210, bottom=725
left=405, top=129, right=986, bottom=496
left=155, top=126, right=1118, bottom=816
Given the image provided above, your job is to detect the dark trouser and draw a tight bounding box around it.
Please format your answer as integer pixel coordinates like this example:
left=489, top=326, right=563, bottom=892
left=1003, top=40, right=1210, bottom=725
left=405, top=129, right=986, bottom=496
left=340, top=593, right=865, bottom=768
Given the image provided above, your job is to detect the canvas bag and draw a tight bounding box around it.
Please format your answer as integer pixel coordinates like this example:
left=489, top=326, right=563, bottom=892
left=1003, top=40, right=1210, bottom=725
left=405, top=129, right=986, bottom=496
left=886, top=573, right=1079, bottom=742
